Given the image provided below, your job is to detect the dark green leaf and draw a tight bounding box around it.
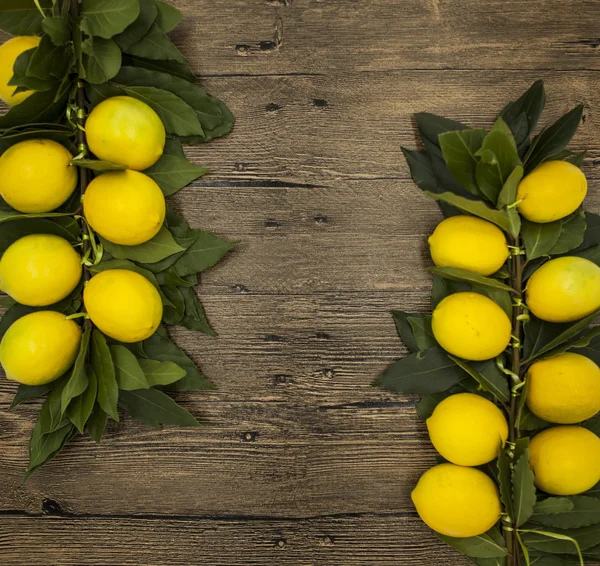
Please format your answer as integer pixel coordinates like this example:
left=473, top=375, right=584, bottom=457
left=425, top=192, right=511, bottom=232
left=531, top=497, right=600, bottom=529
left=513, top=447, right=537, bottom=527
left=431, top=274, right=470, bottom=307
left=119, top=387, right=200, bottom=427
left=374, top=347, right=467, bottom=394
left=10, top=382, right=53, bottom=410
left=121, top=53, right=196, bottom=82
left=110, top=345, right=149, bottom=390
left=534, top=498, right=575, bottom=516
left=27, top=34, right=61, bottom=81
left=522, top=219, right=562, bottom=260
left=550, top=212, right=587, bottom=256
left=171, top=230, right=235, bottom=277
left=0, top=0, right=50, bottom=35
left=92, top=330, right=119, bottom=421
left=415, top=112, right=467, bottom=156
left=520, top=405, right=550, bottom=431
left=114, top=0, right=157, bottom=50
left=138, top=358, right=186, bottom=387
left=450, top=357, right=510, bottom=403
left=498, top=448, right=513, bottom=517
left=522, top=524, right=600, bottom=553
left=153, top=0, right=182, bottom=32
left=161, top=286, right=185, bottom=324
left=415, top=392, right=451, bottom=420
left=100, top=226, right=185, bottom=264
left=156, top=266, right=195, bottom=287
left=60, top=326, right=91, bottom=415
left=0, top=89, right=68, bottom=129
left=87, top=403, right=108, bottom=443
left=497, top=165, right=524, bottom=209
left=525, top=105, right=585, bottom=173
left=439, top=129, right=487, bottom=196
left=9, top=48, right=54, bottom=92
left=574, top=213, right=600, bottom=252
left=391, top=310, right=418, bottom=352
left=438, top=529, right=508, bottom=558
left=430, top=266, right=514, bottom=292
left=71, top=158, right=126, bottom=171
left=499, top=80, right=545, bottom=151
left=540, top=325, right=600, bottom=361
left=126, top=22, right=186, bottom=62
left=121, top=85, right=203, bottom=136
left=42, top=16, right=70, bottom=45
left=144, top=154, right=208, bottom=196
left=407, top=316, right=436, bottom=351
left=27, top=419, right=74, bottom=477
left=81, top=37, right=122, bottom=84
left=80, top=0, right=140, bottom=39
left=67, top=365, right=98, bottom=434
left=179, top=286, right=215, bottom=336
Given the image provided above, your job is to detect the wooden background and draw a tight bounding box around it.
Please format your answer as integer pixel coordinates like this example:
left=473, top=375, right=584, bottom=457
left=2, top=1, right=600, bottom=564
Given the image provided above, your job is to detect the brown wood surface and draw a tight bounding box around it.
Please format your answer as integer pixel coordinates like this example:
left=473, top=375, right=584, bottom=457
left=2, top=1, right=600, bottom=564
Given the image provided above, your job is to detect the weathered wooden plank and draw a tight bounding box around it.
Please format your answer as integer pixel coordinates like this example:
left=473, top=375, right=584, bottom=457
left=169, top=0, right=600, bottom=75
left=0, top=514, right=470, bottom=565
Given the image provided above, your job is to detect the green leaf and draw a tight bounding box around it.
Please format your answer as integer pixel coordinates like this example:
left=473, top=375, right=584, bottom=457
left=534, top=498, right=575, bottom=516
left=499, top=80, right=545, bottom=151
left=126, top=22, right=186, bottom=62
left=475, top=118, right=521, bottom=203
left=550, top=212, right=587, bottom=255
left=498, top=448, right=513, bottom=517
left=391, top=310, right=419, bottom=353
left=374, top=347, right=467, bottom=394
left=9, top=48, right=54, bottom=93
left=80, top=0, right=140, bottom=39
left=407, top=316, right=436, bottom=351
left=431, top=274, right=471, bottom=307
left=415, top=112, right=467, bottom=155
left=60, top=326, right=91, bottom=415
left=110, top=345, right=149, bottom=390
left=141, top=332, right=214, bottom=391
left=121, top=85, right=203, bottom=136
left=82, top=36, right=122, bottom=84
left=522, top=219, right=562, bottom=260
left=438, top=129, right=487, bottom=196
left=450, top=357, right=510, bottom=403
left=42, top=16, right=70, bottom=45
left=161, top=286, right=185, bottom=324
left=114, top=0, right=157, bottom=50
left=92, top=330, right=119, bottom=421
left=179, top=287, right=215, bottom=336
left=87, top=403, right=108, bottom=443
left=513, top=447, right=537, bottom=527
left=121, top=53, right=196, bottom=83
left=171, top=230, right=236, bottom=277
left=155, top=266, right=195, bottom=287
left=71, top=158, right=126, bottom=171
left=144, top=154, right=209, bottom=196
left=522, top=525, right=596, bottom=555
left=574, top=212, right=600, bottom=252
left=438, top=529, right=508, bottom=558
left=27, top=419, right=75, bottom=478
left=425, top=192, right=511, bottom=232
left=138, top=358, right=186, bottom=386
left=10, top=382, right=53, bottom=409
left=497, top=165, right=525, bottom=209
left=540, top=325, right=600, bottom=361
left=119, top=388, right=200, bottom=428
left=67, top=365, right=98, bottom=434
left=531, top=497, right=600, bottom=529
left=100, top=225, right=185, bottom=264
left=0, top=0, right=50, bottom=35
left=0, top=88, right=68, bottom=130
left=525, top=105, right=585, bottom=173
left=430, top=266, right=514, bottom=293
left=520, top=405, right=550, bottom=431
left=154, top=0, right=183, bottom=32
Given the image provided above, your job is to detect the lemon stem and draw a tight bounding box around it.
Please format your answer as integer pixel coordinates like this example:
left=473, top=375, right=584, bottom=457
left=507, top=234, right=525, bottom=566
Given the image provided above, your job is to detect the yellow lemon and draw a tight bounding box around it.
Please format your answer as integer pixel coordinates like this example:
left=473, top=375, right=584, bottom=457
left=0, top=139, right=77, bottom=213
left=428, top=216, right=509, bottom=276
left=427, top=393, right=508, bottom=466
left=86, top=96, right=166, bottom=170
left=517, top=161, right=587, bottom=223
left=0, top=36, right=41, bottom=106
left=84, top=269, right=163, bottom=343
left=526, top=256, right=600, bottom=323
left=0, top=234, right=82, bottom=307
left=527, top=353, right=600, bottom=424
left=0, top=311, right=81, bottom=386
left=411, top=463, right=501, bottom=538
left=529, top=426, right=600, bottom=495
left=83, top=170, right=166, bottom=246
left=432, top=292, right=512, bottom=361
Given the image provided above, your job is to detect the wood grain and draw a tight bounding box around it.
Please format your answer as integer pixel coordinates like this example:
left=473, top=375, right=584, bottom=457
left=2, top=0, right=600, bottom=564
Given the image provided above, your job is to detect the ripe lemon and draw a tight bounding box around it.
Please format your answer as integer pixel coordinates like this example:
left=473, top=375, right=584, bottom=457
left=428, top=216, right=509, bottom=276
left=432, top=292, right=512, bottom=361
left=86, top=96, right=166, bottom=170
left=526, top=353, right=600, bottom=424
left=84, top=269, right=163, bottom=343
left=411, top=463, right=501, bottom=538
left=517, top=161, right=587, bottom=223
left=0, top=36, right=41, bottom=106
left=529, top=426, right=600, bottom=495
left=83, top=170, right=166, bottom=246
left=0, top=139, right=77, bottom=213
left=0, top=234, right=82, bottom=307
left=0, top=311, right=81, bottom=386
left=427, top=393, right=508, bottom=466
left=526, top=256, right=600, bottom=323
